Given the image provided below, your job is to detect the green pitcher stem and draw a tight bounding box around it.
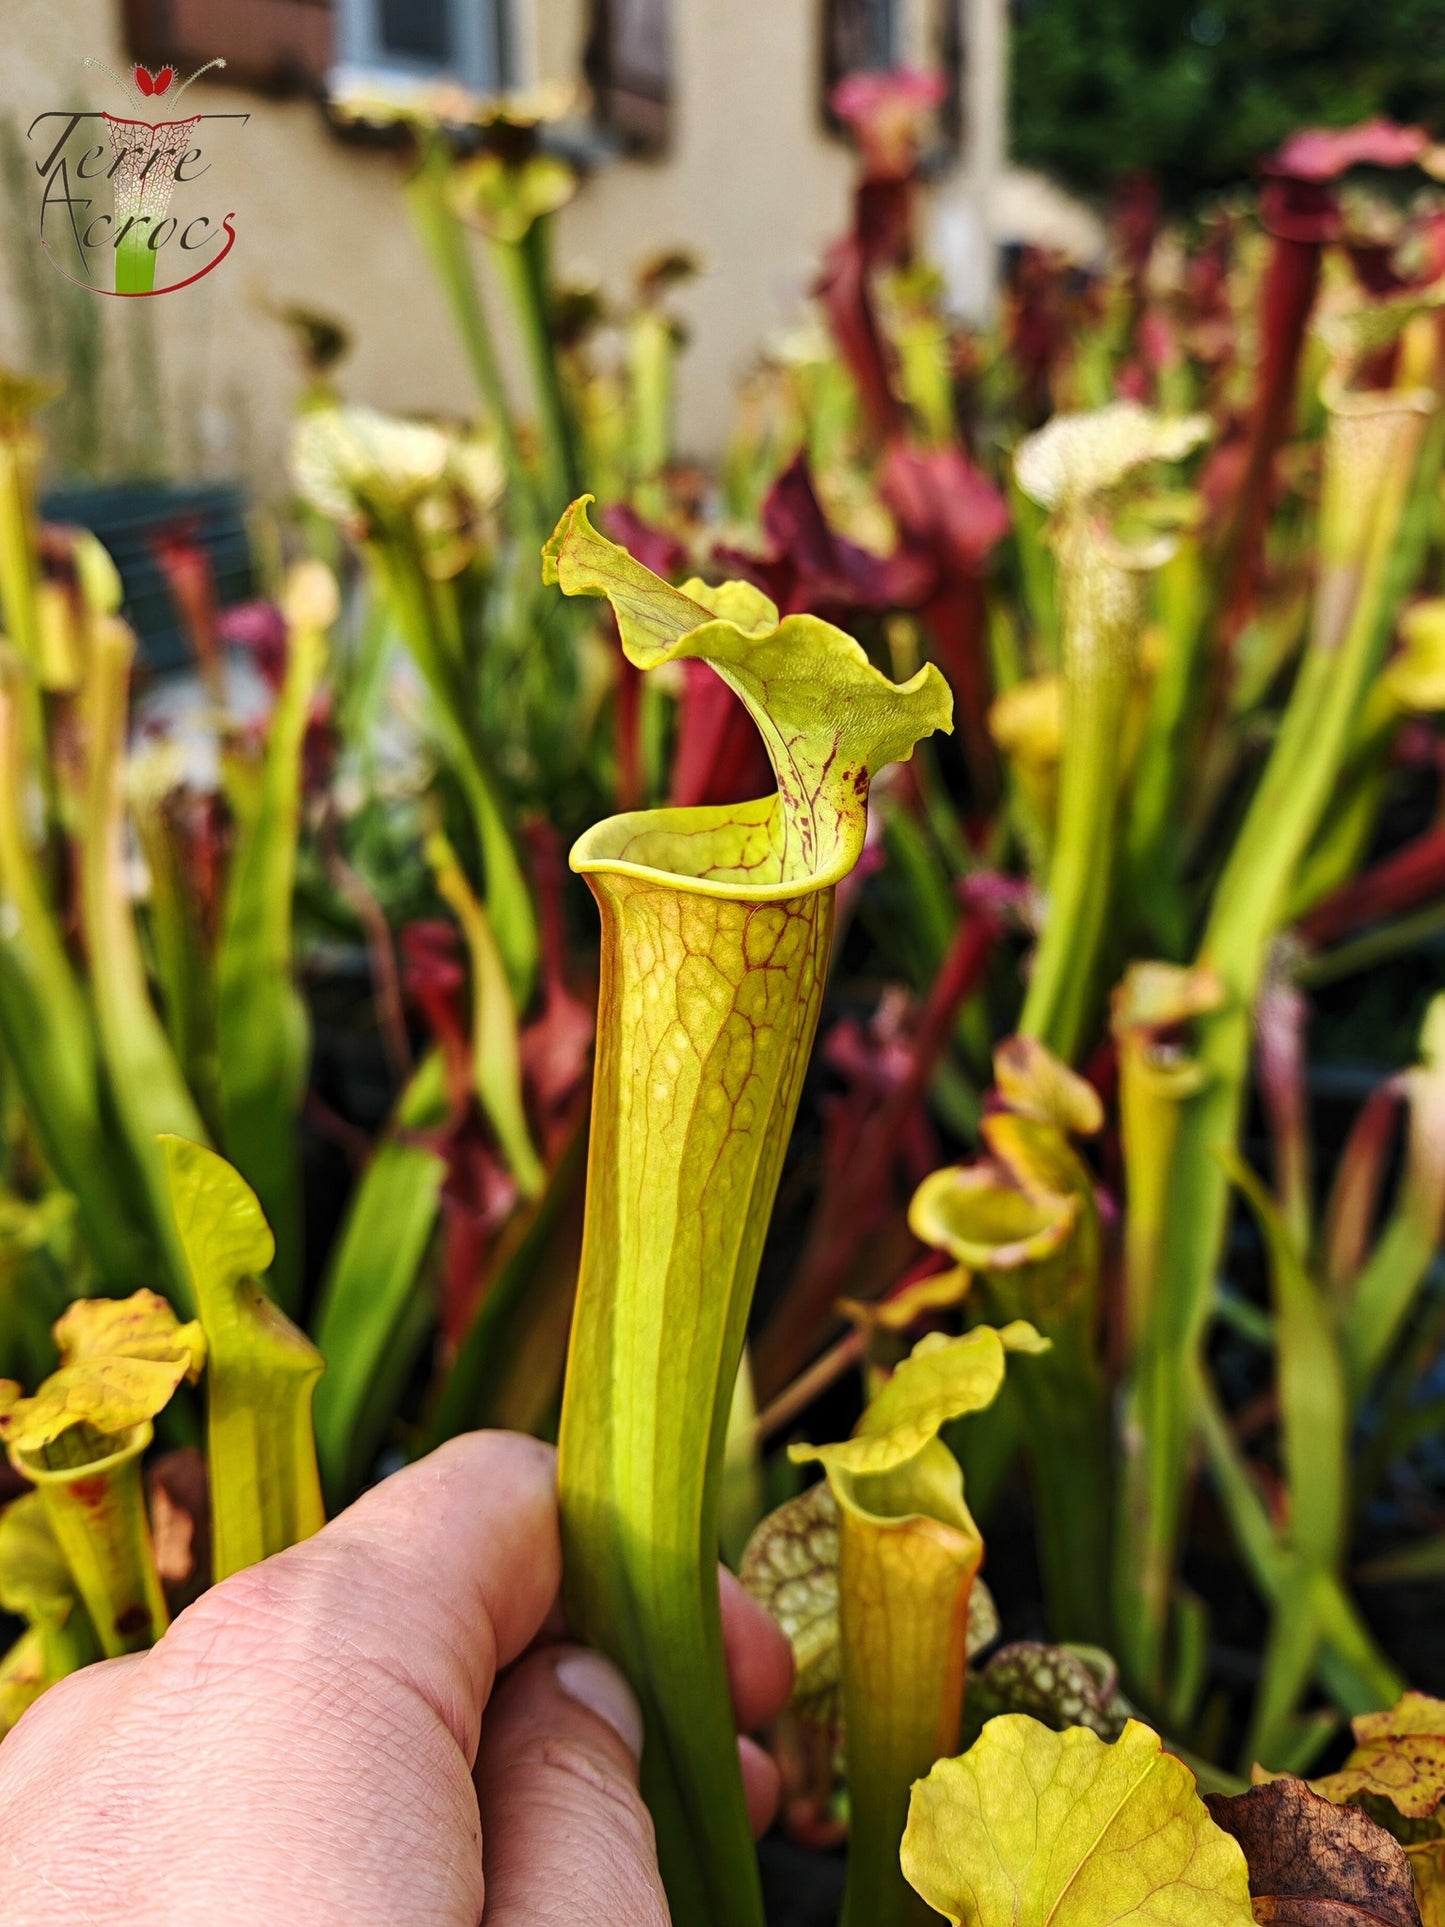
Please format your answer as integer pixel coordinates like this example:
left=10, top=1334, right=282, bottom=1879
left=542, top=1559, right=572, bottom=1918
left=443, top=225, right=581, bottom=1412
left=0, top=681, right=151, bottom=1288
left=405, top=141, right=542, bottom=539
left=17, top=1423, right=168, bottom=1658
left=1019, top=524, right=1150, bottom=1063
left=1125, top=374, right=1439, bottom=1706
left=365, top=537, right=538, bottom=1004
left=161, top=1136, right=326, bottom=1581
left=493, top=217, right=580, bottom=517
left=81, top=619, right=209, bottom=1309
left=1014, top=1346, right=1112, bottom=1644
left=559, top=874, right=835, bottom=1927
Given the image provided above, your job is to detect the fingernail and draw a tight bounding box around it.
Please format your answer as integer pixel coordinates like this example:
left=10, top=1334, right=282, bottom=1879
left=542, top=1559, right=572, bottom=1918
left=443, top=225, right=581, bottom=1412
left=554, top=1649, right=646, bottom=1762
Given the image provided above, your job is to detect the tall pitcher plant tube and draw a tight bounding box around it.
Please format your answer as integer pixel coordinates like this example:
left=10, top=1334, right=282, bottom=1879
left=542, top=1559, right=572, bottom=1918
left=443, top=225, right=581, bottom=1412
left=545, top=497, right=951, bottom=1927
left=1109, top=962, right=1224, bottom=1705
left=1014, top=404, right=1209, bottom=1063
left=1135, top=301, right=1443, bottom=1710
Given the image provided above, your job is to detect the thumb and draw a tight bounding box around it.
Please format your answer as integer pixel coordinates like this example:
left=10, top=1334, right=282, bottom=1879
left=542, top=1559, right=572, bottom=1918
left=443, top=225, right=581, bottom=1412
left=474, top=1644, right=669, bottom=1926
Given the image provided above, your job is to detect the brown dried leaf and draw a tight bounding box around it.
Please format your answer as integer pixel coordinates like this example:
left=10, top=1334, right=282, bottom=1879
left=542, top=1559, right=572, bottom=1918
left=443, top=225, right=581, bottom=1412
left=147, top=1447, right=212, bottom=1614
left=1206, top=1780, right=1422, bottom=1926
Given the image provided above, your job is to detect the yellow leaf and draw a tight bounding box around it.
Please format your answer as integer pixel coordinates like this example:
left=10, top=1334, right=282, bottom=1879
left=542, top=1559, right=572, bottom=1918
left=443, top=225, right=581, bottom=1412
left=902, top=1716, right=1256, bottom=1925
left=1310, top=1692, right=1445, bottom=1819
left=52, top=1289, right=205, bottom=1382
left=0, top=1355, right=189, bottom=1456
left=993, top=1036, right=1103, bottom=1137
left=1406, top=1838, right=1445, bottom=1927
left=790, top=1324, right=1047, bottom=1480
left=837, top=1264, right=972, bottom=1333
left=546, top=495, right=952, bottom=898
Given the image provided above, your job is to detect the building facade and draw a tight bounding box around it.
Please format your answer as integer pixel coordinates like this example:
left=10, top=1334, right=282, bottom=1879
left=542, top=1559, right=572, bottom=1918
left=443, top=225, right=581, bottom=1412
left=0, top=0, right=1100, bottom=492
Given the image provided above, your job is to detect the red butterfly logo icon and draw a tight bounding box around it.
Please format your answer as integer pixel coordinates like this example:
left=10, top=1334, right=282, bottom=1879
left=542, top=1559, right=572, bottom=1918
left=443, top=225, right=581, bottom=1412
left=132, top=65, right=175, bottom=96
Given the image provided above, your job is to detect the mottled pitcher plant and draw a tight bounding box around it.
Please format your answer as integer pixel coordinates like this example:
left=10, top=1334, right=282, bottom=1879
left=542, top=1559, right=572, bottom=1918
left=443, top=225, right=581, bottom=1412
left=544, top=498, right=951, bottom=1927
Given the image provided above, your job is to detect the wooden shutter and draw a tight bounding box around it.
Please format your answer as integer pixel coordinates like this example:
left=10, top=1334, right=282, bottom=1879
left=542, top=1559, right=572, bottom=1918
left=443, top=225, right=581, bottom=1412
left=122, top=0, right=335, bottom=96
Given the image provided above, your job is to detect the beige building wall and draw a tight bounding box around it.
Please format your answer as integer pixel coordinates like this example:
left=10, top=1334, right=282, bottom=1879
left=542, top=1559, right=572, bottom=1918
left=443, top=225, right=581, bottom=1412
left=0, top=0, right=1061, bottom=498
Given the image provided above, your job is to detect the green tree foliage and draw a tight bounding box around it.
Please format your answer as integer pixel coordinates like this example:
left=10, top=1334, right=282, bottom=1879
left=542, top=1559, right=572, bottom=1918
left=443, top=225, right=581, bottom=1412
left=1011, top=0, right=1445, bottom=204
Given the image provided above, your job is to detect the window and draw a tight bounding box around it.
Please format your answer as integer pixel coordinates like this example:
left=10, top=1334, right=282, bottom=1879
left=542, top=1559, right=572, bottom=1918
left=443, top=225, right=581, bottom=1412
left=335, top=0, right=513, bottom=93
left=587, top=0, right=672, bottom=155
left=822, top=0, right=964, bottom=157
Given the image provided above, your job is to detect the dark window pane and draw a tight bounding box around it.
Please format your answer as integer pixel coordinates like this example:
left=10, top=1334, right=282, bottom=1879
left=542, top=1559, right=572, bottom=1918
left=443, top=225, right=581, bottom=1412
left=827, top=0, right=898, bottom=77
left=589, top=0, right=672, bottom=152
left=379, top=0, right=452, bottom=63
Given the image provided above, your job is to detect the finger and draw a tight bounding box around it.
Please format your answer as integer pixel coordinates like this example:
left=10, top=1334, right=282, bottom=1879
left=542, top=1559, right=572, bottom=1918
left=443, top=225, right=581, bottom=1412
left=739, top=1734, right=783, bottom=1839
left=473, top=1644, right=668, bottom=1926
left=220, top=1428, right=562, bottom=1759
left=0, top=1431, right=561, bottom=1927
left=720, top=1566, right=794, bottom=1729
left=546, top=1567, right=792, bottom=1730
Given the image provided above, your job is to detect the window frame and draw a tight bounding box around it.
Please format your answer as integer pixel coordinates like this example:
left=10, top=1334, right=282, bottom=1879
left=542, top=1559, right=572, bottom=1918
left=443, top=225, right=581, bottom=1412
left=334, top=0, right=513, bottom=94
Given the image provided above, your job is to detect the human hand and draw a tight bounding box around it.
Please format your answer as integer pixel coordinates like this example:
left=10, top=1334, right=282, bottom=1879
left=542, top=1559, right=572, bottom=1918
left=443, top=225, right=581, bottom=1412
left=0, top=1431, right=793, bottom=1924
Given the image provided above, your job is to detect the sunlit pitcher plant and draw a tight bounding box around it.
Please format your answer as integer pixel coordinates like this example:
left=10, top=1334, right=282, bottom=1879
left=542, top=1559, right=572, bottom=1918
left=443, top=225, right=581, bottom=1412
left=542, top=494, right=951, bottom=1924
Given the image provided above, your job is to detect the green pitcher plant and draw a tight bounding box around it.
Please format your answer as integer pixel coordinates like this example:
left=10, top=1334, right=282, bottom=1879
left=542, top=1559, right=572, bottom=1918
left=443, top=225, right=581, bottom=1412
left=1122, top=291, right=1445, bottom=1714
left=161, top=1136, right=325, bottom=1582
left=788, top=1320, right=1048, bottom=1927
left=543, top=494, right=951, bottom=1926
left=909, top=1037, right=1112, bottom=1644
left=0, top=1290, right=203, bottom=1657
left=1012, top=402, right=1210, bottom=1063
